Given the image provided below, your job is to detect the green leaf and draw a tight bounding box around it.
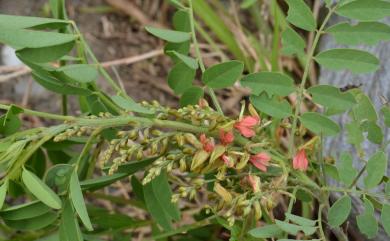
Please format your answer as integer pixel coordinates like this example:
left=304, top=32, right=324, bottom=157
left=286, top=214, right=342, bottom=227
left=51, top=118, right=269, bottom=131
left=143, top=180, right=173, bottom=231
left=168, top=62, right=196, bottom=94
left=326, top=22, right=390, bottom=46
left=111, top=95, right=154, bottom=114
left=282, top=27, right=306, bottom=56
left=0, top=201, right=50, bottom=220
left=0, top=14, right=69, bottom=29
left=31, top=70, right=93, bottom=96
left=69, top=170, right=94, bottom=231
left=22, top=168, right=62, bottom=209
left=381, top=204, right=390, bottom=237
left=17, top=41, right=75, bottom=63
left=172, top=10, right=191, bottom=32
left=250, top=94, right=292, bottom=119
left=248, top=224, right=284, bottom=238
left=60, top=200, right=83, bottom=241
left=336, top=152, right=357, bottom=187
left=364, top=151, right=387, bottom=189
left=336, top=0, right=390, bottom=21
left=351, top=90, right=378, bottom=122
left=275, top=220, right=317, bottom=236
left=152, top=172, right=180, bottom=221
left=285, top=0, right=316, bottom=31
left=300, top=112, right=340, bottom=136
left=364, top=121, right=383, bottom=144
left=179, top=86, right=204, bottom=107
left=3, top=211, right=58, bottom=231
left=167, top=51, right=198, bottom=69
left=285, top=213, right=317, bottom=227
left=346, top=121, right=364, bottom=148
left=145, top=26, right=190, bottom=43
left=0, top=105, right=23, bottom=136
left=0, top=180, right=7, bottom=210
left=381, top=106, right=390, bottom=127
left=202, top=60, right=244, bottom=89
left=356, top=198, right=378, bottom=239
left=55, top=64, right=98, bottom=84
left=241, top=72, right=295, bottom=97
left=0, top=27, right=76, bottom=48
left=308, top=85, right=356, bottom=111
left=328, top=195, right=352, bottom=227
left=315, top=49, right=380, bottom=73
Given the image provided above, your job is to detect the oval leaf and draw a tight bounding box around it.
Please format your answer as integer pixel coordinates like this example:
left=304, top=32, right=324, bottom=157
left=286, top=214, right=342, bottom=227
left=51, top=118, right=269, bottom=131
left=336, top=0, right=390, bottom=21
left=249, top=224, right=284, bottom=238
left=69, top=170, right=93, bottom=231
left=356, top=198, right=378, bottom=239
left=202, top=60, right=244, bottom=89
left=22, top=168, right=62, bottom=209
left=381, top=204, right=390, bottom=237
left=56, top=64, right=98, bottom=84
left=167, top=51, right=198, bottom=69
left=336, top=152, right=358, bottom=187
left=282, top=27, right=306, bottom=56
left=308, top=85, right=356, bottom=111
left=364, top=151, right=387, bottom=189
left=0, top=14, right=69, bottom=29
left=328, top=195, right=352, bottom=228
left=250, top=94, right=292, bottom=119
left=315, top=49, right=379, bottom=73
left=3, top=212, right=58, bottom=231
left=60, top=200, right=83, bottom=241
left=168, top=62, right=196, bottom=94
left=285, top=0, right=316, bottom=31
left=326, top=22, right=390, bottom=46
left=241, top=72, right=295, bottom=97
left=145, top=26, right=190, bottom=43
left=179, top=86, right=204, bottom=107
left=300, top=112, right=340, bottom=136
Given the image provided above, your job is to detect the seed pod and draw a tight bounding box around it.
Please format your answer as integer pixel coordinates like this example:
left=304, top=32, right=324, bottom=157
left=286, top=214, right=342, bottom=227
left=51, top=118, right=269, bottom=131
left=184, top=133, right=202, bottom=149
left=248, top=103, right=260, bottom=119
left=150, top=142, right=158, bottom=155
left=136, top=149, right=144, bottom=160
left=209, top=145, right=226, bottom=165
left=190, top=150, right=210, bottom=171
left=236, top=153, right=250, bottom=170
left=254, top=201, right=262, bottom=220
left=151, top=129, right=162, bottom=136
left=216, top=166, right=227, bottom=181
left=214, top=183, right=232, bottom=204
left=179, top=157, right=187, bottom=172
left=183, top=147, right=195, bottom=155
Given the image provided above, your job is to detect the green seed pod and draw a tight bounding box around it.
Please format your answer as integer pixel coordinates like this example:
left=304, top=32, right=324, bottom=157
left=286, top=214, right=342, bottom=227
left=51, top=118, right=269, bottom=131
left=184, top=134, right=202, bottom=149
left=214, top=183, right=232, bottom=204
left=179, top=157, right=187, bottom=172
left=254, top=201, right=262, bottom=220
left=236, top=153, right=250, bottom=170
left=190, top=150, right=210, bottom=171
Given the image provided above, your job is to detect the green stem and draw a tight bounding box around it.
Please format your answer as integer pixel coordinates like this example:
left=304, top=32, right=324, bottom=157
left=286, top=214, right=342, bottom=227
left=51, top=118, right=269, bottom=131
left=74, top=128, right=102, bottom=172
left=188, top=0, right=224, bottom=115
left=318, top=204, right=328, bottom=241
left=288, top=6, right=337, bottom=157
left=0, top=104, right=75, bottom=121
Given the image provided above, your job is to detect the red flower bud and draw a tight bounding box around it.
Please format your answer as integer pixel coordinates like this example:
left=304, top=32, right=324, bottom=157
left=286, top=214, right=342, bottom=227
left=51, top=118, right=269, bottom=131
left=234, top=115, right=260, bottom=138
left=219, top=129, right=234, bottom=146
left=293, top=149, right=309, bottom=171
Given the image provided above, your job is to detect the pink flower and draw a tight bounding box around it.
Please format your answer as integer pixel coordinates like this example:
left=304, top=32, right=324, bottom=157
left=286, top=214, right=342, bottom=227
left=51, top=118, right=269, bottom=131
left=200, top=134, right=214, bottom=153
left=250, top=152, right=271, bottom=172
left=293, top=149, right=309, bottom=171
left=221, top=154, right=234, bottom=168
left=219, top=130, right=234, bottom=146
left=234, top=116, right=260, bottom=138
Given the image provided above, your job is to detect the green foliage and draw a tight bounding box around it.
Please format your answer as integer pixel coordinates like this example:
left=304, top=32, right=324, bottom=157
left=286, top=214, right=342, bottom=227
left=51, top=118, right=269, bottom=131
left=22, top=168, right=62, bottom=210
left=281, top=27, right=306, bottom=56
left=356, top=198, right=378, bottom=238
left=167, top=62, right=196, bottom=94
left=241, top=72, right=295, bottom=96
left=327, top=22, right=390, bottom=46
left=315, top=49, right=380, bottom=73
left=308, top=85, right=356, bottom=111
left=145, top=26, right=191, bottom=43
left=328, top=195, right=352, bottom=228
left=336, top=152, right=357, bottom=187
left=299, top=112, right=340, bottom=136
left=250, top=94, right=292, bottom=119
left=364, top=151, right=387, bottom=189
left=285, top=0, right=316, bottom=31
left=202, top=60, right=244, bottom=89
left=249, top=224, right=284, bottom=238
left=336, top=0, right=390, bottom=21
left=111, top=95, right=154, bottom=114
left=179, top=86, right=204, bottom=107
left=382, top=204, right=390, bottom=236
